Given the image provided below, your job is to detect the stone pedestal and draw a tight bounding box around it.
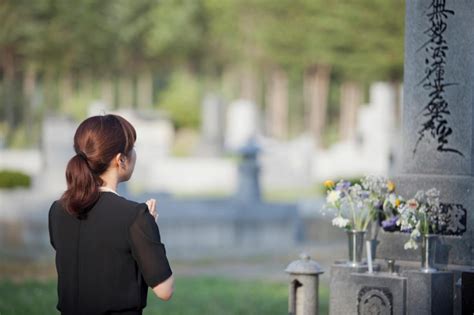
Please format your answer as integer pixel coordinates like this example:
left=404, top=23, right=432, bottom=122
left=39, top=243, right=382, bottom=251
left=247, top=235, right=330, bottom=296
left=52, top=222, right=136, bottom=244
left=352, top=273, right=406, bottom=315
left=330, top=264, right=453, bottom=315
left=329, top=263, right=380, bottom=315
left=404, top=270, right=453, bottom=315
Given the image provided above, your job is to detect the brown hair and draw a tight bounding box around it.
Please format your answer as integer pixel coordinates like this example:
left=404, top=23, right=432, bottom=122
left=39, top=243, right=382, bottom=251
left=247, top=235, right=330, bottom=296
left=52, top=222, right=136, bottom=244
left=60, top=114, right=136, bottom=218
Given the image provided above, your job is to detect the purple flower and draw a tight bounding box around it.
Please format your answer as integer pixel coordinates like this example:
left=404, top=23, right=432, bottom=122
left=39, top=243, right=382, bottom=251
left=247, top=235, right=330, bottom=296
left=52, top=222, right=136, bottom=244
left=381, top=216, right=399, bottom=232
left=336, top=181, right=351, bottom=191
left=400, top=226, right=412, bottom=233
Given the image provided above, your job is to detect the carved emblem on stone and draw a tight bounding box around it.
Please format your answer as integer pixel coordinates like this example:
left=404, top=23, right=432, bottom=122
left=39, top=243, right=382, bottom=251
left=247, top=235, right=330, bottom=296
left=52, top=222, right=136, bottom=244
left=358, top=286, right=392, bottom=315
left=439, top=203, right=467, bottom=235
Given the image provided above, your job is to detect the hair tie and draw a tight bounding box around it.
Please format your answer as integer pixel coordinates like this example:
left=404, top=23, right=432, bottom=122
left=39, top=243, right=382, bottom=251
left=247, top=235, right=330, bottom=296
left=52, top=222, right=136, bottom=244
left=77, top=151, right=88, bottom=161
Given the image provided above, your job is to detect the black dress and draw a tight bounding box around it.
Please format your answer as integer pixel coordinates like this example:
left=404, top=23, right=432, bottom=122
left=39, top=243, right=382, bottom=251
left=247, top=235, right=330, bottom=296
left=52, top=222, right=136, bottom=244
left=48, top=191, right=173, bottom=315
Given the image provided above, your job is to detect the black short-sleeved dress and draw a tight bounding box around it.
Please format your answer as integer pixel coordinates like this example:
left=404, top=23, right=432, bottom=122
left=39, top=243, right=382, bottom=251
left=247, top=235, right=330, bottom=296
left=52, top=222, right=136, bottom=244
left=48, top=191, right=173, bottom=315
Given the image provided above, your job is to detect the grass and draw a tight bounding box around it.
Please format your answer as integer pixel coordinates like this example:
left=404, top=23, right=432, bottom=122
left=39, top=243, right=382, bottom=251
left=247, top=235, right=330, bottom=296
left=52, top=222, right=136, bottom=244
left=0, top=276, right=329, bottom=315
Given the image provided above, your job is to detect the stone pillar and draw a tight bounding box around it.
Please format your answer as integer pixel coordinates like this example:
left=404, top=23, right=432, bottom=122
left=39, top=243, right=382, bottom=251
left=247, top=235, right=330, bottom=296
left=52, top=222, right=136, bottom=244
left=377, top=0, right=474, bottom=267
left=375, top=2, right=474, bottom=314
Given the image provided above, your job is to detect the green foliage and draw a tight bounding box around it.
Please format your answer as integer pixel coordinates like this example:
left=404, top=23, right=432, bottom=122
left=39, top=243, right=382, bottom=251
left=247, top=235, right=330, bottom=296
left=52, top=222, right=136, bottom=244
left=0, top=280, right=57, bottom=314
left=157, top=70, right=201, bottom=130
left=0, top=170, right=31, bottom=189
left=0, top=277, right=330, bottom=315
left=0, top=0, right=405, bottom=146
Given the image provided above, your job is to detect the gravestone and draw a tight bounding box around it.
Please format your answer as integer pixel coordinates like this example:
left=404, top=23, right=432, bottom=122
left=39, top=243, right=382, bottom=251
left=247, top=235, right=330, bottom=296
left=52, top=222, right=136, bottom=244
left=377, top=0, right=474, bottom=268
left=330, top=1, right=474, bottom=314
left=198, top=93, right=226, bottom=156
left=40, top=116, right=76, bottom=194
left=112, top=109, right=174, bottom=193
left=224, top=99, right=260, bottom=151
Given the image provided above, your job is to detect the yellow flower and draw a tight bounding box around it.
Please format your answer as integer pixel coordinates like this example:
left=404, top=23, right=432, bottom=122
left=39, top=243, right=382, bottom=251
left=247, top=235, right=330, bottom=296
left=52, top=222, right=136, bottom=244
left=387, top=180, right=396, bottom=192
left=324, top=180, right=335, bottom=189
left=395, top=199, right=401, bottom=207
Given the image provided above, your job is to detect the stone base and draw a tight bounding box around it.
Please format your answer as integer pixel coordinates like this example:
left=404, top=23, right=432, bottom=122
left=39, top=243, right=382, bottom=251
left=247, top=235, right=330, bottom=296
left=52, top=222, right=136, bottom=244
left=329, top=263, right=380, bottom=315
left=404, top=270, right=453, bottom=315
left=329, top=263, right=454, bottom=315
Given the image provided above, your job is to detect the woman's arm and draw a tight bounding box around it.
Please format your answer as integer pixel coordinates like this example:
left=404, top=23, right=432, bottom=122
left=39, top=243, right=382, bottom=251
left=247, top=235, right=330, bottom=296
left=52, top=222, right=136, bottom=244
left=129, top=204, right=174, bottom=301
left=152, top=274, right=175, bottom=301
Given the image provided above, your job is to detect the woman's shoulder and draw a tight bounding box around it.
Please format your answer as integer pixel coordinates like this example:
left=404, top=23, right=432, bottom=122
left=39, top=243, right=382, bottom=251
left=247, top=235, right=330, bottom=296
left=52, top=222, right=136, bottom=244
left=100, top=192, right=148, bottom=217
left=49, top=199, right=63, bottom=216
left=101, top=192, right=147, bottom=209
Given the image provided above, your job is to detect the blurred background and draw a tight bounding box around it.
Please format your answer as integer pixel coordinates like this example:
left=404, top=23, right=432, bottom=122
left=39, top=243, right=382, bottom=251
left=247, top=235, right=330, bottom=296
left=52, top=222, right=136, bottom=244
left=0, top=0, right=404, bottom=314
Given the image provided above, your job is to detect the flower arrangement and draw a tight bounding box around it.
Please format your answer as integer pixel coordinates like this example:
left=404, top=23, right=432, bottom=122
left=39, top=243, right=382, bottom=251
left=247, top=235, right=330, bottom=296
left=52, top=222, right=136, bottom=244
left=394, top=188, right=444, bottom=250
left=324, top=178, right=455, bottom=251
left=323, top=176, right=396, bottom=232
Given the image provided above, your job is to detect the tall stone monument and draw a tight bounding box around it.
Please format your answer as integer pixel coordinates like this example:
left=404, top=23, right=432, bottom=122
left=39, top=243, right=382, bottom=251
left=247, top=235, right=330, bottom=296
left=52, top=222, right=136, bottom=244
left=377, top=0, right=473, bottom=268
left=329, top=1, right=474, bottom=314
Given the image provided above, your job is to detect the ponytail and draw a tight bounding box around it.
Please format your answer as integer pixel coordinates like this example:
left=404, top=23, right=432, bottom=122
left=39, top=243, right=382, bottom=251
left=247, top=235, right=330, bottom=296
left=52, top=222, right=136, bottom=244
left=59, top=114, right=137, bottom=219
left=61, top=153, right=102, bottom=219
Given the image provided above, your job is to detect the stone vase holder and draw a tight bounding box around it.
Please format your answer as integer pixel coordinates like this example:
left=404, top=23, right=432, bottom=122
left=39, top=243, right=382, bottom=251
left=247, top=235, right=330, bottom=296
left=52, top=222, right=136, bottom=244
left=347, top=230, right=366, bottom=267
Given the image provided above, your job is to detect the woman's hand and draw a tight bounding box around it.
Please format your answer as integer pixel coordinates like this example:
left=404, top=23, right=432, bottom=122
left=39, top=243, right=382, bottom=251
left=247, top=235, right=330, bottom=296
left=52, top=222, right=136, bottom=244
left=146, top=198, right=158, bottom=220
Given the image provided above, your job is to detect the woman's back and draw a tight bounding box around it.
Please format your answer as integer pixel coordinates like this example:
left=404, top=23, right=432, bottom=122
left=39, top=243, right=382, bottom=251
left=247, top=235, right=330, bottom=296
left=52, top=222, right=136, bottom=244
left=49, top=191, right=172, bottom=315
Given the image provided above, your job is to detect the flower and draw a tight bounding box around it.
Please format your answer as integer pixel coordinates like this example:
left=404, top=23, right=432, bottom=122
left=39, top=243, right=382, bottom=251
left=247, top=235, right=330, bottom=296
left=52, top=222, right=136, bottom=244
left=332, top=216, right=350, bottom=229
left=404, top=238, right=418, bottom=250
left=381, top=216, right=399, bottom=231
left=326, top=190, right=341, bottom=204
left=322, top=176, right=395, bottom=232
left=335, top=180, right=351, bottom=191
left=324, top=180, right=335, bottom=190
left=410, top=227, right=421, bottom=239
left=395, top=188, right=447, bottom=250
left=407, top=199, right=419, bottom=210
left=395, top=199, right=401, bottom=207
left=387, top=180, right=396, bottom=193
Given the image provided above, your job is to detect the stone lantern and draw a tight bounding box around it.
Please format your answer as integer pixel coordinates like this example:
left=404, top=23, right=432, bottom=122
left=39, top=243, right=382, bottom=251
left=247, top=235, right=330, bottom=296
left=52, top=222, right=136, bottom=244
left=285, top=253, right=324, bottom=315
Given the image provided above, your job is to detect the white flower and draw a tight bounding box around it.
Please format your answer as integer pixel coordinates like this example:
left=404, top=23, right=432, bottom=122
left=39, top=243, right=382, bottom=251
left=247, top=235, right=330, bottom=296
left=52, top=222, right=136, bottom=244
left=326, top=190, right=341, bottom=204
left=332, top=216, right=350, bottom=228
left=410, top=228, right=421, bottom=239
left=404, top=238, right=418, bottom=250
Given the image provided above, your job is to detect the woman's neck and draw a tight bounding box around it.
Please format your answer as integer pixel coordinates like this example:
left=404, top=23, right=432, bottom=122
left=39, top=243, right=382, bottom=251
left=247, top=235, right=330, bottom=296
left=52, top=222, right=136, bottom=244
left=99, top=171, right=120, bottom=192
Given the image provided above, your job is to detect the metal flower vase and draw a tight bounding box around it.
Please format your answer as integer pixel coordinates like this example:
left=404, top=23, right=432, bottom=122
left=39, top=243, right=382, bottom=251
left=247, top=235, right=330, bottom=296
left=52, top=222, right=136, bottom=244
left=347, top=230, right=366, bottom=267
left=420, top=234, right=437, bottom=273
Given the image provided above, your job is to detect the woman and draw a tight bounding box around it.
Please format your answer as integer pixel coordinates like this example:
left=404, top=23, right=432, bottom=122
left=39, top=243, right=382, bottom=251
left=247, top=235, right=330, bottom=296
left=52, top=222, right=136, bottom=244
left=48, top=114, right=174, bottom=315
